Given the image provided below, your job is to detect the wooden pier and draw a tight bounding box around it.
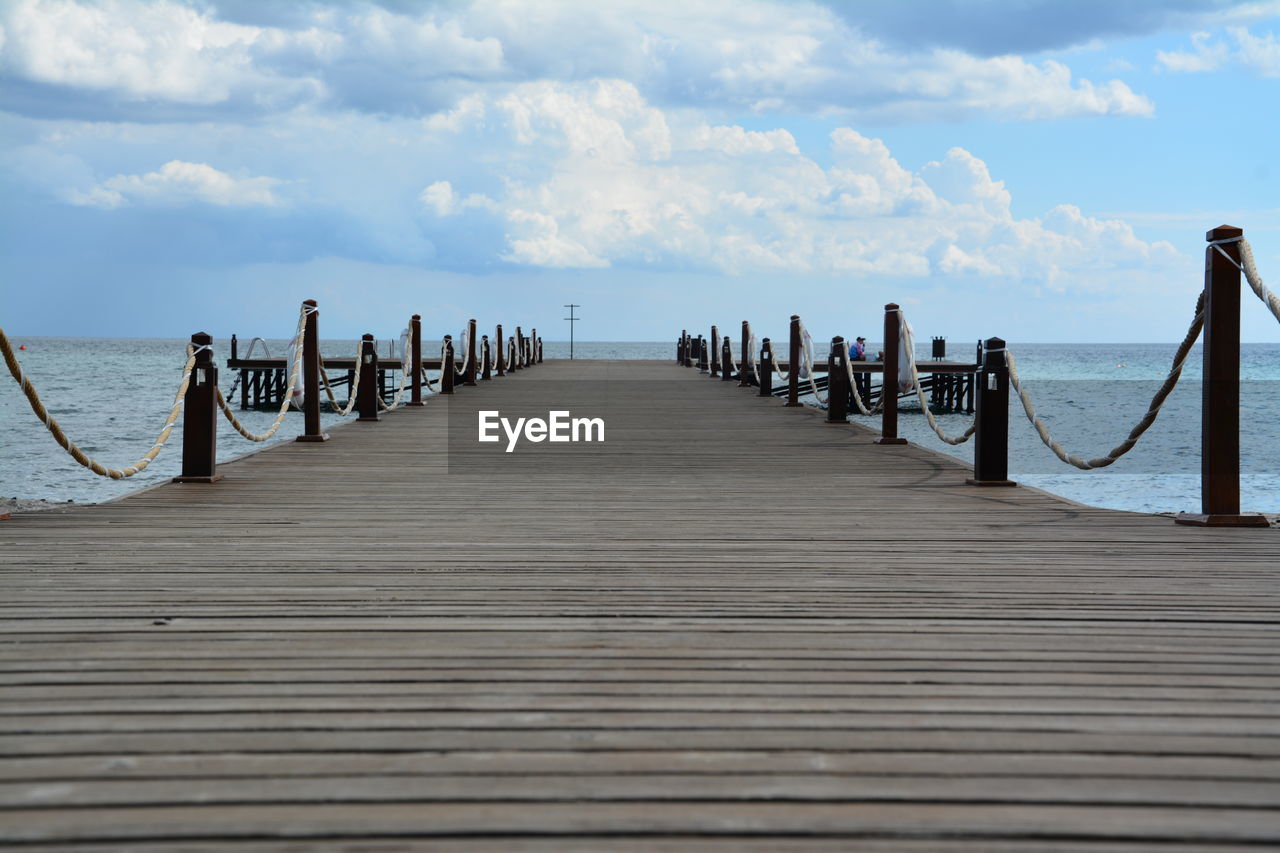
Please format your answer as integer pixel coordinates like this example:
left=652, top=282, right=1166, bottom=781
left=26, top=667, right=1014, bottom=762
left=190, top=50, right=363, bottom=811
left=3, top=358, right=1279, bottom=850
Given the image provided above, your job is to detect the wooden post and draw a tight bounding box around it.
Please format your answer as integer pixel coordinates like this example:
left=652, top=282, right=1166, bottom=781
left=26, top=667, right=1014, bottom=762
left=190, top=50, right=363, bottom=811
left=759, top=338, right=773, bottom=397
left=465, top=319, right=478, bottom=385
left=966, top=337, right=1015, bottom=486
left=230, top=334, right=238, bottom=360
left=721, top=337, right=733, bottom=381
left=174, top=332, right=223, bottom=483
left=739, top=321, right=752, bottom=387
left=296, top=300, right=329, bottom=441
left=677, top=331, right=685, bottom=364
left=684, top=333, right=693, bottom=368
left=875, top=303, right=907, bottom=444
left=441, top=336, right=455, bottom=394
left=514, top=327, right=524, bottom=369
left=356, top=334, right=380, bottom=421
left=481, top=335, right=492, bottom=380
left=538, top=337, right=543, bottom=363
left=408, top=315, right=425, bottom=405
left=785, top=315, right=801, bottom=407
left=1177, top=225, right=1267, bottom=526
left=530, top=328, right=537, bottom=367
left=709, top=325, right=720, bottom=377
left=495, top=324, right=505, bottom=376
left=827, top=337, right=848, bottom=423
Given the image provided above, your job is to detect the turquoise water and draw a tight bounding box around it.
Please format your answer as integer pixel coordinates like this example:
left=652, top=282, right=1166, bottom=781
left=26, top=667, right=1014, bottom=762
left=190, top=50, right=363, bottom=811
left=3, top=337, right=1278, bottom=514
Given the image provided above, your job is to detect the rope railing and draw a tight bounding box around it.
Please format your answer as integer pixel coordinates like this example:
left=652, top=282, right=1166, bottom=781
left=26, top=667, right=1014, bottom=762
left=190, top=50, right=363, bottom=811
left=1005, top=291, right=1204, bottom=470
left=1234, top=239, right=1280, bottom=324
left=896, top=310, right=975, bottom=445
left=838, top=338, right=880, bottom=417
left=1, top=329, right=197, bottom=478
left=213, top=303, right=309, bottom=442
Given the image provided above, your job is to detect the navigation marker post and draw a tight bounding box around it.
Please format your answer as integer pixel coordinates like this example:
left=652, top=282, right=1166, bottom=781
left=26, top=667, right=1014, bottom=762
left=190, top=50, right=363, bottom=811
left=564, top=304, right=580, bottom=360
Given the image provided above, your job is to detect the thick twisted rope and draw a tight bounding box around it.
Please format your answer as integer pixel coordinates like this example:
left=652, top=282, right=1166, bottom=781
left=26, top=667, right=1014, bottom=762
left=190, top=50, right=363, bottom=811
left=2, top=329, right=196, bottom=478
left=317, top=349, right=364, bottom=416
left=1007, top=291, right=1205, bottom=470
left=214, top=304, right=308, bottom=442
left=896, top=310, right=975, bottom=445
left=1227, top=239, right=1280, bottom=324
left=795, top=318, right=827, bottom=403
left=839, top=338, right=880, bottom=416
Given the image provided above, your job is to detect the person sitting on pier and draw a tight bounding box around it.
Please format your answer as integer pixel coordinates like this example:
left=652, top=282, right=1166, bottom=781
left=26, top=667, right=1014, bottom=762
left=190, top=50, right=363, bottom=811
left=852, top=336, right=867, bottom=360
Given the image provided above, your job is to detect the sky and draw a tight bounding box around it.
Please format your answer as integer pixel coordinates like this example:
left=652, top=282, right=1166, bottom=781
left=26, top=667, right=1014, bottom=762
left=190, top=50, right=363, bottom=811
left=2, top=0, right=1279, bottom=344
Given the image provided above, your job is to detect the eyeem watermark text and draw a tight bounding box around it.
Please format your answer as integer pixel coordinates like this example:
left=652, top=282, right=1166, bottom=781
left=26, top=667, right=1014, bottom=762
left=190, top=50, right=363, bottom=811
left=478, top=410, right=605, bottom=452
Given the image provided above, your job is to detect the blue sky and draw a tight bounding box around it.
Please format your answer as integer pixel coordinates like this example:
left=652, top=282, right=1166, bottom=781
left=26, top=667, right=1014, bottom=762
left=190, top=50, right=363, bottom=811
left=2, top=0, right=1278, bottom=344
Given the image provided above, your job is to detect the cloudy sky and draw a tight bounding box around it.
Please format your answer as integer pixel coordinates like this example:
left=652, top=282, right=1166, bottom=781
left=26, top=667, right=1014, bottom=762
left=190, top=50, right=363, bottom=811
left=2, top=0, right=1278, bottom=343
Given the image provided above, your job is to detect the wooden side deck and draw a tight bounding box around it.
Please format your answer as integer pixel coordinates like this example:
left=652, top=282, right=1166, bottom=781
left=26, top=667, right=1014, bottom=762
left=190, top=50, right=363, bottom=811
left=2, top=359, right=1279, bottom=850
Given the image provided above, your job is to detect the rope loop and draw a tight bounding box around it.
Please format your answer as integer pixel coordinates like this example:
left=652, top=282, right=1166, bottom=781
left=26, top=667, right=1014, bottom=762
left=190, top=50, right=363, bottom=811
left=896, top=309, right=976, bottom=445
left=1006, top=290, right=1205, bottom=470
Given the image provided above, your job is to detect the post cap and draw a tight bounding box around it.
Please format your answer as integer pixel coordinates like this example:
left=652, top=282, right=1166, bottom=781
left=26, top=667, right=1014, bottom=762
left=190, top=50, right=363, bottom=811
left=832, top=335, right=844, bottom=343
left=790, top=314, right=800, bottom=320
left=303, top=298, right=317, bottom=307
left=361, top=333, right=374, bottom=341
left=984, top=336, right=1006, bottom=348
left=1207, top=225, right=1243, bottom=240
left=412, top=314, right=421, bottom=320
left=884, top=303, right=899, bottom=311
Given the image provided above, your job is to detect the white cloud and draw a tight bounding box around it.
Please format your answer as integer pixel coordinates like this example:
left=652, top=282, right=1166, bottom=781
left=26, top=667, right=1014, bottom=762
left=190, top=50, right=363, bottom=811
left=1158, top=26, right=1280, bottom=75
left=421, top=80, right=1178, bottom=287
left=0, top=0, right=1153, bottom=122
left=69, top=160, right=283, bottom=208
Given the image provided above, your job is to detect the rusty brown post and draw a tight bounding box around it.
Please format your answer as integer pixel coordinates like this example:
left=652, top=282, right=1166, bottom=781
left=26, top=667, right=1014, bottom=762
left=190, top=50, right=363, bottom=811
left=965, top=337, right=1015, bottom=486
left=785, top=315, right=801, bottom=406
left=739, top=321, right=751, bottom=387
left=1177, top=225, right=1267, bottom=526
left=530, top=328, right=537, bottom=368
left=875, top=303, right=907, bottom=444
left=827, top=337, right=848, bottom=423
left=537, top=336, right=543, bottom=363
left=441, top=336, right=455, bottom=394
left=709, top=325, right=719, bottom=377
left=721, top=337, right=733, bottom=381
left=759, top=338, right=773, bottom=397
left=481, top=335, right=492, bottom=380
left=296, top=300, right=329, bottom=441
left=514, top=327, right=524, bottom=369
left=495, top=324, right=505, bottom=376
left=174, top=332, right=222, bottom=483
left=408, top=314, right=425, bottom=406
left=356, top=334, right=380, bottom=420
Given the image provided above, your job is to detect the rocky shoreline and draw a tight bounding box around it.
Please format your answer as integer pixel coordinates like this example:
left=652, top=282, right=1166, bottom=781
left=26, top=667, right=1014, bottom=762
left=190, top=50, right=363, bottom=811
left=3, top=497, right=80, bottom=515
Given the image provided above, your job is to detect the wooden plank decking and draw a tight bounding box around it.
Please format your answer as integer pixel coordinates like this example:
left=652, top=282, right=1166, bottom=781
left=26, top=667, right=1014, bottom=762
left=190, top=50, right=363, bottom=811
left=2, top=359, right=1279, bottom=850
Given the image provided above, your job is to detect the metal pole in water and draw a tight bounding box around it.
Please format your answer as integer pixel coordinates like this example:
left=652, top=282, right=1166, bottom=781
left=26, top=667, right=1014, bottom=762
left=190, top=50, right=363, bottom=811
left=564, top=304, right=580, bottom=360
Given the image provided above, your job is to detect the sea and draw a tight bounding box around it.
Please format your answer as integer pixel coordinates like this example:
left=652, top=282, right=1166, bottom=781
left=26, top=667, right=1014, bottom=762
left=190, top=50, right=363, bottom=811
left=2, top=337, right=1278, bottom=515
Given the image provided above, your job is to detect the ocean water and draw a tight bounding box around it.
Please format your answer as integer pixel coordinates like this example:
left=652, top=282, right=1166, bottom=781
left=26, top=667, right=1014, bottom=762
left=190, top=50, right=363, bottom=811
left=2, top=337, right=1278, bottom=514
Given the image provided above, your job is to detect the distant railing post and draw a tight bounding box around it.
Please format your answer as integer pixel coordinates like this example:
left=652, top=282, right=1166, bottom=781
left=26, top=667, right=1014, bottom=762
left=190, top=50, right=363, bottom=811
left=480, top=335, right=492, bottom=380
left=827, top=337, right=848, bottom=423
left=759, top=338, right=774, bottom=397
left=709, top=325, right=720, bottom=377
left=465, top=319, right=478, bottom=385
left=739, top=321, right=751, bottom=387
left=297, top=300, right=329, bottom=441
left=514, top=327, right=524, bottom=370
left=721, top=337, right=733, bottom=381
left=966, top=337, right=1015, bottom=486
left=875, top=303, right=907, bottom=444
left=677, top=330, right=686, bottom=364
left=495, top=324, right=505, bottom=376
left=530, top=328, right=537, bottom=367
left=356, top=333, right=380, bottom=421
left=537, top=336, right=544, bottom=363
left=684, top=333, right=693, bottom=368
left=441, top=336, right=455, bottom=395
left=174, top=331, right=222, bottom=483
left=694, top=335, right=704, bottom=371
left=785, top=315, right=801, bottom=407
left=407, top=314, right=425, bottom=406
left=1177, top=225, right=1267, bottom=526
